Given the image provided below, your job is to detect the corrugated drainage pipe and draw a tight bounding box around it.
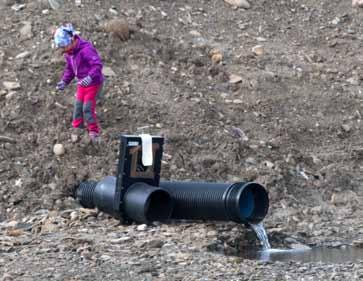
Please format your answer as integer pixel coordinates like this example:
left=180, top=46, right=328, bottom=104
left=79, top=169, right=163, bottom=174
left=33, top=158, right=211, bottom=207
left=159, top=181, right=269, bottom=224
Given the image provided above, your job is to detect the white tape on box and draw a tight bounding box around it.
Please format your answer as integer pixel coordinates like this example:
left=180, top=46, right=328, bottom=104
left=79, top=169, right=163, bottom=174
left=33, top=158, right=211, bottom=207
left=140, top=134, right=153, bottom=166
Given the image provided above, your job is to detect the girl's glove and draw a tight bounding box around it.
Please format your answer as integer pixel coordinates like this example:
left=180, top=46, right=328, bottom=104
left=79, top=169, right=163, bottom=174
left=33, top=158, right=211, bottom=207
left=78, top=75, right=92, bottom=87
left=56, top=80, right=66, bottom=91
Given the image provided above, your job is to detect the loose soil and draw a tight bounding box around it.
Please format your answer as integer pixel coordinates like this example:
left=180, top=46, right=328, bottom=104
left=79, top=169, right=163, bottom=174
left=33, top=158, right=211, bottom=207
left=0, top=0, right=362, bottom=280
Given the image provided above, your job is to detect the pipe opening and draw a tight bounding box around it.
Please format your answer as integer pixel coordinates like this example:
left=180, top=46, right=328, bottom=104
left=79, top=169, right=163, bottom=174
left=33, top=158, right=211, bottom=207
left=145, top=190, right=173, bottom=221
left=236, top=183, right=269, bottom=223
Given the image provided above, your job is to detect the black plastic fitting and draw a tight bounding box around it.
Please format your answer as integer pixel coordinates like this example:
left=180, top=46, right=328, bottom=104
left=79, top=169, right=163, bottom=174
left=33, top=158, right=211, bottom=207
left=76, top=176, right=174, bottom=223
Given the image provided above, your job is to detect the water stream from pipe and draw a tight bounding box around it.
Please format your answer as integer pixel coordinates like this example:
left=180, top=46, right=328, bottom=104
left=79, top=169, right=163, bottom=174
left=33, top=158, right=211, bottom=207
left=249, top=222, right=271, bottom=250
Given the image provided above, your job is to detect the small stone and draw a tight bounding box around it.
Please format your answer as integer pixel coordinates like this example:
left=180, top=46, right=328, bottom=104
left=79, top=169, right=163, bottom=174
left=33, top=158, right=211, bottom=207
left=341, top=123, right=352, bottom=132
left=206, top=230, right=218, bottom=237
left=189, top=30, right=202, bottom=37
left=103, top=66, right=116, bottom=77
left=224, top=0, right=250, bottom=9
left=211, top=53, right=223, bottom=64
left=263, top=160, right=274, bottom=169
left=48, top=0, right=64, bottom=10
left=290, top=243, right=311, bottom=250
left=352, top=239, right=363, bottom=248
left=109, top=7, right=118, bottom=15
left=5, top=221, right=19, bottom=228
left=11, top=4, right=26, bottom=11
left=110, top=236, right=131, bottom=244
left=331, top=190, right=359, bottom=205
left=6, top=228, right=24, bottom=237
left=100, top=254, right=111, bottom=261
left=353, top=0, right=363, bottom=8
left=5, top=92, right=16, bottom=100
left=232, top=99, right=243, bottom=104
left=53, top=143, right=65, bottom=156
left=3, top=81, right=21, bottom=90
left=41, top=221, right=59, bottom=233
left=146, top=239, right=164, bottom=248
left=1, top=273, right=13, bottom=281
left=209, top=48, right=223, bottom=64
left=15, top=51, right=30, bottom=59
left=19, top=21, right=32, bottom=40
left=71, top=134, right=79, bottom=143
left=137, top=224, right=147, bottom=231
left=252, top=45, right=265, bottom=56
left=245, top=157, right=256, bottom=165
left=229, top=74, right=243, bottom=84
left=70, top=211, right=78, bottom=221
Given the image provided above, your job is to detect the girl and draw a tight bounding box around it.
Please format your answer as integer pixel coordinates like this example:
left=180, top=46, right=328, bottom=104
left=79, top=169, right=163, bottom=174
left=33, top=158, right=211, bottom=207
left=54, top=24, right=104, bottom=144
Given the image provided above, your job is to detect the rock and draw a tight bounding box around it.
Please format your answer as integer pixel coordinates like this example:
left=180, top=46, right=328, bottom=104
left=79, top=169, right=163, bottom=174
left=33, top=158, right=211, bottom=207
left=110, top=236, right=131, bottom=244
left=1, top=273, right=13, bottom=281
left=331, top=190, right=359, bottom=205
left=48, top=0, right=64, bottom=10
left=98, top=18, right=130, bottom=41
left=3, top=81, right=20, bottom=90
left=352, top=239, right=363, bottom=248
left=53, top=143, right=65, bottom=156
left=209, top=48, right=223, bottom=64
left=19, top=21, right=32, bottom=40
left=70, top=134, right=79, bottom=143
left=137, top=224, right=148, bottom=231
left=189, top=30, right=202, bottom=37
left=11, top=3, right=26, bottom=11
left=252, top=45, right=265, bottom=56
left=289, top=243, right=311, bottom=250
left=347, top=76, right=359, bottom=85
left=230, top=127, right=249, bottom=141
left=211, top=53, right=223, bottom=64
left=224, top=0, right=250, bottom=9
left=0, top=50, right=4, bottom=65
left=263, top=160, right=274, bottom=169
left=5, top=221, right=18, bottom=228
left=15, top=51, right=30, bottom=59
left=229, top=74, right=243, bottom=84
left=40, top=220, right=59, bottom=233
left=341, top=123, right=352, bottom=132
left=352, top=0, right=363, bottom=8
left=103, top=66, right=116, bottom=77
left=5, top=92, right=16, bottom=100
left=70, top=211, right=78, bottom=221
left=233, top=99, right=243, bottom=104
left=6, top=228, right=24, bottom=237
left=144, top=239, right=164, bottom=248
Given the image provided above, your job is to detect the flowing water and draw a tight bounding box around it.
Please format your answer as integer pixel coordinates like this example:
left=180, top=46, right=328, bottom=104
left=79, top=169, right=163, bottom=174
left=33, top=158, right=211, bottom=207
left=246, top=223, right=363, bottom=263
left=250, top=222, right=271, bottom=250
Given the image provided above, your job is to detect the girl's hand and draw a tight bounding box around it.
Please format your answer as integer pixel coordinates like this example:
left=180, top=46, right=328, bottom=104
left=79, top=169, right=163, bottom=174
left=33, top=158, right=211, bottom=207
left=56, top=80, right=66, bottom=91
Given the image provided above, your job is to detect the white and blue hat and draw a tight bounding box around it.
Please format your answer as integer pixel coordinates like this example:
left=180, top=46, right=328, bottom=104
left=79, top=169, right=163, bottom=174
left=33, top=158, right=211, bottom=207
left=54, top=24, right=74, bottom=48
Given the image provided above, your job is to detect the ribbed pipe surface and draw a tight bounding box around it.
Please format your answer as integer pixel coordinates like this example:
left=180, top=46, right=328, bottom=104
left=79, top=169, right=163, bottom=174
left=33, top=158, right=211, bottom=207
left=76, top=181, right=98, bottom=209
left=159, top=181, right=268, bottom=223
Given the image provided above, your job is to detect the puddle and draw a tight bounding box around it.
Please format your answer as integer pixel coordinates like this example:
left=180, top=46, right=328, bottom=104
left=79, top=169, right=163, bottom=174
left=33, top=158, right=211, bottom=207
left=238, top=246, right=363, bottom=263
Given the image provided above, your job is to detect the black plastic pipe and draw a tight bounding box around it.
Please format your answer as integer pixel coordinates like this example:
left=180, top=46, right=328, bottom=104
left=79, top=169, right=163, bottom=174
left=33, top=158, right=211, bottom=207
left=123, top=182, right=174, bottom=222
left=76, top=177, right=269, bottom=224
left=76, top=176, right=174, bottom=223
left=159, top=181, right=269, bottom=224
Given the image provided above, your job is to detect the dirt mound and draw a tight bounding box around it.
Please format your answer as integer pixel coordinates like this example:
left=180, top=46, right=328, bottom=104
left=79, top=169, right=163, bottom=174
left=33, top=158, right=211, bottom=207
left=0, top=0, right=363, bottom=279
